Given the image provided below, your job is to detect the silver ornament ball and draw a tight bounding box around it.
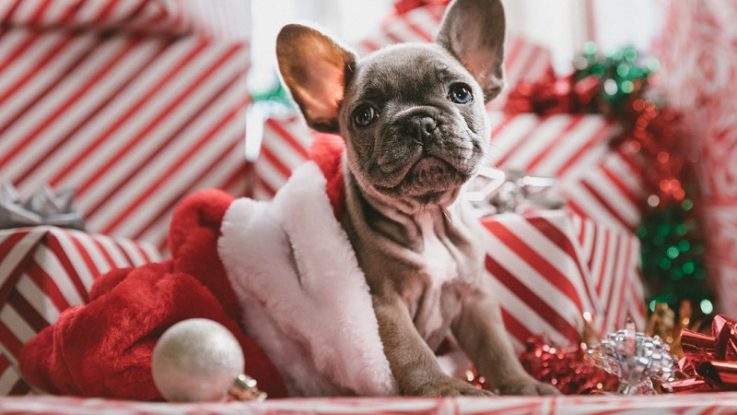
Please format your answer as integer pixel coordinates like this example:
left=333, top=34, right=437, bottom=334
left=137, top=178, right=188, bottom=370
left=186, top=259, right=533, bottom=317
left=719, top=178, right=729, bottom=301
left=152, top=318, right=244, bottom=402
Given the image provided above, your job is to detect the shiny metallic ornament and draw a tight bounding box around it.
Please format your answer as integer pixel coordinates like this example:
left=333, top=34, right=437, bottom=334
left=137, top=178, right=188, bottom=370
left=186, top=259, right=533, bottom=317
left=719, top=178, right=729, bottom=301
left=152, top=319, right=246, bottom=402
left=0, top=183, right=85, bottom=229
left=229, top=374, right=267, bottom=402
left=588, top=319, right=676, bottom=395
left=466, top=167, right=564, bottom=216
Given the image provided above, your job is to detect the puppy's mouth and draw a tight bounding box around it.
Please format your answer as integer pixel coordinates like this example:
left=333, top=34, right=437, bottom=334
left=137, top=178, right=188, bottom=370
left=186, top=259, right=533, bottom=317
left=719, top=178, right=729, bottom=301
left=375, top=155, right=467, bottom=201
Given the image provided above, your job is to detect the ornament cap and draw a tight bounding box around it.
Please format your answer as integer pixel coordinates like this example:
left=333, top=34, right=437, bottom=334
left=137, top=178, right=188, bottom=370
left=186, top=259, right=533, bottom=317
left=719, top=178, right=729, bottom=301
left=229, top=374, right=267, bottom=402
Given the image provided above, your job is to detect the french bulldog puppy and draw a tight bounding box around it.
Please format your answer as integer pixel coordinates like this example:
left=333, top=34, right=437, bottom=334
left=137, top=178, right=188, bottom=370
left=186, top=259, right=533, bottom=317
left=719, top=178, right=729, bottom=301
left=276, top=0, right=559, bottom=397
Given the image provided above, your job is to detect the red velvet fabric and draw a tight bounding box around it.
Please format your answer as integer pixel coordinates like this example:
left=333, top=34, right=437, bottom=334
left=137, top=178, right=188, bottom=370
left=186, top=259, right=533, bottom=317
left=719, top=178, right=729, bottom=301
left=19, top=189, right=287, bottom=400
left=308, top=132, right=346, bottom=218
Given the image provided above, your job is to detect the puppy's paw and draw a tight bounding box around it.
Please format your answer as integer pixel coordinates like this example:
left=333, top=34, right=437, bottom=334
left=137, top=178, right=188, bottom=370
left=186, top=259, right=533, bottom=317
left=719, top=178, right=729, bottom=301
left=413, top=378, right=494, bottom=397
left=497, top=377, right=560, bottom=396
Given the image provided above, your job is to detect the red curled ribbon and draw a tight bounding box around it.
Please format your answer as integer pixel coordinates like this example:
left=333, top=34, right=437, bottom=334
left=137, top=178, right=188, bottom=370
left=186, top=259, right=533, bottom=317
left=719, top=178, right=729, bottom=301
left=503, top=74, right=601, bottom=116
left=664, top=314, right=737, bottom=393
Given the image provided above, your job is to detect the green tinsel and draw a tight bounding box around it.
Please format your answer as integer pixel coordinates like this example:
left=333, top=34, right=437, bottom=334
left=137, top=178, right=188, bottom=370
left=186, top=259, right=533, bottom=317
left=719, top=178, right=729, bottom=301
left=637, top=196, right=713, bottom=315
left=250, top=80, right=293, bottom=107
left=573, top=42, right=661, bottom=115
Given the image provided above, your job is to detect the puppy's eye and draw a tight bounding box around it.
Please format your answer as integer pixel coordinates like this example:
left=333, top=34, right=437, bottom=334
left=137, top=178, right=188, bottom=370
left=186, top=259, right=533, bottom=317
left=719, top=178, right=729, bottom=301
left=449, top=83, right=473, bottom=104
left=353, top=105, right=378, bottom=127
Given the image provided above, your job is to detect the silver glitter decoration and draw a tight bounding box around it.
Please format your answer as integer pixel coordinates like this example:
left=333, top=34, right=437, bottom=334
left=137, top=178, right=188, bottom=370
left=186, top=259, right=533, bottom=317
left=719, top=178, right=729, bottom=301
left=0, top=183, right=84, bottom=230
left=465, top=167, right=565, bottom=216
left=588, top=319, right=677, bottom=395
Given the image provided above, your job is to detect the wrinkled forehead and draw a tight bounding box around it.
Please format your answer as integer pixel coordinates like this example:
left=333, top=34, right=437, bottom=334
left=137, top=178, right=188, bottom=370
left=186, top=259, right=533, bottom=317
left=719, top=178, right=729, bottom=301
left=345, top=44, right=471, bottom=105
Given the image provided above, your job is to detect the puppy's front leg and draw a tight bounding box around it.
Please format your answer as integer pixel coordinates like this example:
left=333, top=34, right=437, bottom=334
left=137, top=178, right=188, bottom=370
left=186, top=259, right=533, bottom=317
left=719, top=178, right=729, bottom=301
left=453, top=290, right=559, bottom=395
left=372, top=294, right=491, bottom=397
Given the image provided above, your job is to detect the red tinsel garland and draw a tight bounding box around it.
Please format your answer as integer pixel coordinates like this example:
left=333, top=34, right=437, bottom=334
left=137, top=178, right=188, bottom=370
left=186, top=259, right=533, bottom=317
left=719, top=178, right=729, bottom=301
left=503, top=71, right=690, bottom=207
left=519, top=337, right=619, bottom=395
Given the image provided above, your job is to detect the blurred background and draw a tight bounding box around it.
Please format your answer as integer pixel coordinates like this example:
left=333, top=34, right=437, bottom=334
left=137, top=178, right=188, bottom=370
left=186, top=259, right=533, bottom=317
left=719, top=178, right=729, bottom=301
left=243, top=0, right=663, bottom=92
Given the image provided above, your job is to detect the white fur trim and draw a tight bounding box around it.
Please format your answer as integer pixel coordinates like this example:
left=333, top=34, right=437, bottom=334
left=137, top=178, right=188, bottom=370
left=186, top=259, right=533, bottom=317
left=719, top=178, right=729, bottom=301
left=218, top=162, right=397, bottom=396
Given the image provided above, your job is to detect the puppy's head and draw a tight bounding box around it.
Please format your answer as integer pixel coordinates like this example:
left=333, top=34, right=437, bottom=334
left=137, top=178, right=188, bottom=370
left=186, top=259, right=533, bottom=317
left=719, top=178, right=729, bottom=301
left=277, top=0, right=505, bottom=210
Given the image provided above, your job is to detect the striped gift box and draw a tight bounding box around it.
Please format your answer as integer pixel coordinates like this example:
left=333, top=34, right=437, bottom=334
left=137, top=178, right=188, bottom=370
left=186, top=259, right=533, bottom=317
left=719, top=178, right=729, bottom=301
left=354, top=4, right=555, bottom=110
left=487, top=112, right=644, bottom=230
left=0, top=1, right=252, bottom=254
left=0, top=0, right=197, bottom=34
left=482, top=210, right=644, bottom=350
left=2, top=393, right=737, bottom=415
left=253, top=114, right=312, bottom=200
left=0, top=226, right=160, bottom=395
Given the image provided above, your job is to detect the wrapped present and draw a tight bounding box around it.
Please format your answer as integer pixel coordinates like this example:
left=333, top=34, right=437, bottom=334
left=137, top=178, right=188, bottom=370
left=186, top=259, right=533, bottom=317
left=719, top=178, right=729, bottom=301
left=0, top=0, right=196, bottom=35
left=654, top=1, right=737, bottom=315
left=0, top=1, right=252, bottom=253
left=4, top=393, right=737, bottom=414
left=486, top=112, right=645, bottom=230
left=0, top=226, right=160, bottom=394
left=479, top=209, right=645, bottom=350
left=354, top=4, right=555, bottom=110
left=252, top=114, right=312, bottom=200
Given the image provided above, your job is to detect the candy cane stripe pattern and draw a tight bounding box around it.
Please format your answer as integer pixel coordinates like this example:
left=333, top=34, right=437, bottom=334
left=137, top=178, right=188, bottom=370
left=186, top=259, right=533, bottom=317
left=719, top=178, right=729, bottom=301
left=0, top=1, right=252, bottom=253
left=486, top=112, right=644, bottom=230
left=253, top=115, right=313, bottom=200
left=0, top=227, right=160, bottom=395
left=482, top=211, right=644, bottom=351
left=0, top=392, right=734, bottom=413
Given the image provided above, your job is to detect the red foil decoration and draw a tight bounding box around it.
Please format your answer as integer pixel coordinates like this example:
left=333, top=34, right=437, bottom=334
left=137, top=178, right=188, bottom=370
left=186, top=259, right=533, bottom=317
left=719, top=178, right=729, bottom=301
left=503, top=71, right=691, bottom=207
left=664, top=314, right=737, bottom=393
left=503, top=74, right=601, bottom=116
left=518, top=337, right=618, bottom=395
left=617, top=101, right=690, bottom=205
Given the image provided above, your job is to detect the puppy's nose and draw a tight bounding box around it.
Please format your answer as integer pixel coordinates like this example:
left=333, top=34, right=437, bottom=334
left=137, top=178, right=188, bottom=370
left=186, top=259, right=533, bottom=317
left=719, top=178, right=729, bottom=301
left=403, top=116, right=437, bottom=144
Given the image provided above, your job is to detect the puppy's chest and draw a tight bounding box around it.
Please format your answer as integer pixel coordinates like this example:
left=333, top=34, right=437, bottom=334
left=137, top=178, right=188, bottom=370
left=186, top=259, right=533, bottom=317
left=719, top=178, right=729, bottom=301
left=404, top=212, right=477, bottom=341
left=416, top=213, right=458, bottom=282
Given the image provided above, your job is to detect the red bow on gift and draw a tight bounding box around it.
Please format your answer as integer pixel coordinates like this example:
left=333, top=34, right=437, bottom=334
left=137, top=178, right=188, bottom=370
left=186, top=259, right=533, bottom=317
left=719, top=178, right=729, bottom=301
left=503, top=74, right=601, bottom=116
left=664, top=314, right=737, bottom=393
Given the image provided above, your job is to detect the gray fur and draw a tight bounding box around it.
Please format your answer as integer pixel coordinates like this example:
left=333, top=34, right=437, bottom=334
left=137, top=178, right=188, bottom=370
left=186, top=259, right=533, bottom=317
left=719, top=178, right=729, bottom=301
left=276, top=0, right=559, bottom=397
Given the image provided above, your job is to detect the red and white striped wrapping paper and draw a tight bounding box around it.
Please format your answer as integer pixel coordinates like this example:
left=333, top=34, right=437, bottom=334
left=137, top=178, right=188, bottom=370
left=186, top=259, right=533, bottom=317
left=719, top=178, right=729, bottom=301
left=481, top=210, right=644, bottom=350
left=0, top=0, right=197, bottom=35
left=354, top=4, right=555, bottom=110
left=0, top=1, right=252, bottom=254
left=486, top=112, right=644, bottom=230
left=0, top=226, right=160, bottom=395
left=253, top=114, right=313, bottom=201
left=1, top=393, right=736, bottom=414
left=655, top=0, right=737, bottom=315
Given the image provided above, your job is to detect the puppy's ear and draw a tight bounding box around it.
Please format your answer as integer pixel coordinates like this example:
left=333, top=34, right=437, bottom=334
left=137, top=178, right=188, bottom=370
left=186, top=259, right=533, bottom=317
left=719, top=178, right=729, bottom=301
left=276, top=24, right=357, bottom=133
left=436, top=0, right=506, bottom=102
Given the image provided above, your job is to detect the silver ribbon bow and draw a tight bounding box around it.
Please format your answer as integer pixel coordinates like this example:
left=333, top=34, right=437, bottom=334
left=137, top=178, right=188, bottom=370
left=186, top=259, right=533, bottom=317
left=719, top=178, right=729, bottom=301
left=0, top=183, right=85, bottom=230
left=465, top=167, right=565, bottom=216
left=587, top=319, right=676, bottom=395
